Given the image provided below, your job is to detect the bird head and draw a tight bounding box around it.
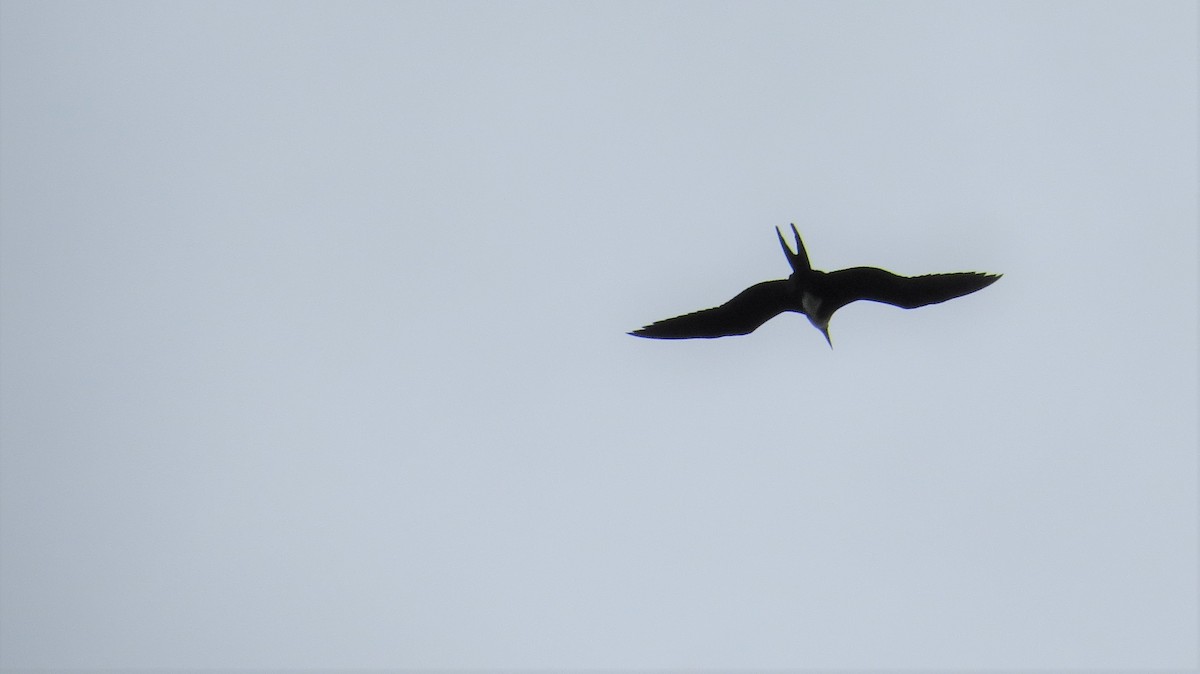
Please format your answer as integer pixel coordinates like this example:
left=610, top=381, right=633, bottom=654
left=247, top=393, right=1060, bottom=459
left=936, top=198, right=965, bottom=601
left=798, top=291, right=831, bottom=347
left=805, top=312, right=833, bottom=348
left=818, top=323, right=833, bottom=348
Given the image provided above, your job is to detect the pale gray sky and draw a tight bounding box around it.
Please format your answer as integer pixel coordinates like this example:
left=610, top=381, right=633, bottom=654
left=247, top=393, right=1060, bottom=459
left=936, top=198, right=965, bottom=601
left=1, top=1, right=1197, bottom=670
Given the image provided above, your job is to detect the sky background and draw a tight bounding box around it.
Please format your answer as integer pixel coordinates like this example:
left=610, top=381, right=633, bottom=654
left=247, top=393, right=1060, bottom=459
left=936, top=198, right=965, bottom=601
left=1, top=1, right=1197, bottom=671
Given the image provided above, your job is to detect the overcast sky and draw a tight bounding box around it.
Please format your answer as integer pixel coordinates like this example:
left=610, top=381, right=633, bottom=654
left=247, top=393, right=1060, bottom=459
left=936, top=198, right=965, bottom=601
left=1, top=1, right=1197, bottom=671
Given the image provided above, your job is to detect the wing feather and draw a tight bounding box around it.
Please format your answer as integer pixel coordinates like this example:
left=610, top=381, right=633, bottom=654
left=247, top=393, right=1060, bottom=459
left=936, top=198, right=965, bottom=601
left=825, top=268, right=1001, bottom=312
left=629, top=280, right=792, bottom=339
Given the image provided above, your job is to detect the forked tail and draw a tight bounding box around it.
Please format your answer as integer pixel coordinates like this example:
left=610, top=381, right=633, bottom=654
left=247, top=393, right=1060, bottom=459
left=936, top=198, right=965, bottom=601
left=776, top=223, right=812, bottom=274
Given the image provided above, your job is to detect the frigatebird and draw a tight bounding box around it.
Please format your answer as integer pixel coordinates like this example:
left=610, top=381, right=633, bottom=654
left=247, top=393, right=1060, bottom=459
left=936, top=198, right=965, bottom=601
left=629, top=224, right=1000, bottom=346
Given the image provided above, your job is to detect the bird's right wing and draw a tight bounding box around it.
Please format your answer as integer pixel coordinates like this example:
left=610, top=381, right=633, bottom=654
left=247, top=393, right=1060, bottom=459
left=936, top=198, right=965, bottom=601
left=629, top=280, right=791, bottom=339
left=825, top=267, right=1001, bottom=311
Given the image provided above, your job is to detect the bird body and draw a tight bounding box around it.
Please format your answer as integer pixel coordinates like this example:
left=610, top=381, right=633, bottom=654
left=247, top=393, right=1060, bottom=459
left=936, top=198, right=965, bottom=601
left=629, top=225, right=1000, bottom=346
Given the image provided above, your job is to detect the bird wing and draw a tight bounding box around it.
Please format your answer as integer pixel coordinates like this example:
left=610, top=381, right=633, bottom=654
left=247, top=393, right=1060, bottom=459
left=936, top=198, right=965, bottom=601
left=824, top=267, right=1001, bottom=312
left=629, top=280, right=792, bottom=339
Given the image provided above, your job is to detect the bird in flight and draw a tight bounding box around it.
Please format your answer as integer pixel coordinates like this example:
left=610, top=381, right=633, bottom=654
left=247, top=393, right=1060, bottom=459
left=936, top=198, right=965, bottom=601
left=629, top=224, right=1000, bottom=346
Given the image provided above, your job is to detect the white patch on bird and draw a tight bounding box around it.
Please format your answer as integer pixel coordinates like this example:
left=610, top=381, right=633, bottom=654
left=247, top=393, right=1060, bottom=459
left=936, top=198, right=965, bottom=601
left=801, top=291, right=822, bottom=317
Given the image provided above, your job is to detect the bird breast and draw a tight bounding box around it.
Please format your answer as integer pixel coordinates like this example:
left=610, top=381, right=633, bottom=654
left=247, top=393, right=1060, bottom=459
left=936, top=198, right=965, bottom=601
left=801, top=291, right=822, bottom=317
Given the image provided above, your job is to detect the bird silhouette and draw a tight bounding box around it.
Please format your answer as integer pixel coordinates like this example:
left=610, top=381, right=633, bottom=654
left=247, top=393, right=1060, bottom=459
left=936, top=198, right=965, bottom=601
left=629, top=224, right=1000, bottom=346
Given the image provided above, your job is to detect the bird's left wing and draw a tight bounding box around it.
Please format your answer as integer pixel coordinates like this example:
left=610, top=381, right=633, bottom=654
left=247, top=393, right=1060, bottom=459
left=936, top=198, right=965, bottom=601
left=629, top=280, right=792, bottom=339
